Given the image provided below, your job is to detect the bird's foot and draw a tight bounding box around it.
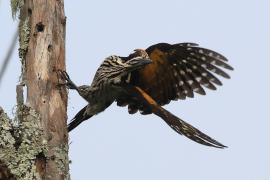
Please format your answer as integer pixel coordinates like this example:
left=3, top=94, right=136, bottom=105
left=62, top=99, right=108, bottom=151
left=57, top=70, right=78, bottom=90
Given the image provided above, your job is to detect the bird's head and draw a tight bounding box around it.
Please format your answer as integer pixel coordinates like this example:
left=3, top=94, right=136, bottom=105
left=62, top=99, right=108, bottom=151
left=115, top=49, right=152, bottom=82
left=96, top=49, right=152, bottom=85
left=125, top=49, right=152, bottom=70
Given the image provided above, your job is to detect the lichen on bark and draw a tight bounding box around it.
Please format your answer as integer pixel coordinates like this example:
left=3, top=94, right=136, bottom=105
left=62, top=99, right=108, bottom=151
left=18, top=16, right=30, bottom=82
left=4, top=0, right=70, bottom=179
left=10, top=0, right=24, bottom=19
left=53, top=144, right=71, bottom=180
left=18, top=17, right=30, bottom=62
left=10, top=0, right=31, bottom=82
left=0, top=106, right=48, bottom=180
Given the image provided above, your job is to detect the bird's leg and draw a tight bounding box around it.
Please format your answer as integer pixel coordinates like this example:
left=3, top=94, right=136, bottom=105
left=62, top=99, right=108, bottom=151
left=58, top=70, right=79, bottom=90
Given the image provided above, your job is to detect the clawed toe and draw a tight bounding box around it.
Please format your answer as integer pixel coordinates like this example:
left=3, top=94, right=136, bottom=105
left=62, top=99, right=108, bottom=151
left=57, top=70, right=78, bottom=90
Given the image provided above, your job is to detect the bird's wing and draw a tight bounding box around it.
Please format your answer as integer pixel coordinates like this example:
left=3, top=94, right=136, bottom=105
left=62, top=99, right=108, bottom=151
left=129, top=43, right=233, bottom=106
left=120, top=85, right=227, bottom=148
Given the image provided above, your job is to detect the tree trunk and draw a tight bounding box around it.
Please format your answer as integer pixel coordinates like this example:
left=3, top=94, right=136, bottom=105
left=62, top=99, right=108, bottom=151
left=23, top=0, right=69, bottom=179
left=0, top=0, right=69, bottom=179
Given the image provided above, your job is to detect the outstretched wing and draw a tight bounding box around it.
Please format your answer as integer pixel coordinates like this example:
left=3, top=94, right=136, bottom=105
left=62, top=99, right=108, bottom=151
left=129, top=43, right=233, bottom=106
left=120, top=85, right=227, bottom=148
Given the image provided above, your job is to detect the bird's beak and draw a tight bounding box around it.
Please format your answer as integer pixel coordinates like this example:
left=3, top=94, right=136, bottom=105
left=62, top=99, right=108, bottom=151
left=126, top=57, right=152, bottom=72
left=140, top=58, right=152, bottom=66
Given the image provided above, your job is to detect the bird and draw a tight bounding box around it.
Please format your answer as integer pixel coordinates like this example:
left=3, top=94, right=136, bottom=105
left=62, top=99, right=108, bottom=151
left=60, top=42, right=233, bottom=148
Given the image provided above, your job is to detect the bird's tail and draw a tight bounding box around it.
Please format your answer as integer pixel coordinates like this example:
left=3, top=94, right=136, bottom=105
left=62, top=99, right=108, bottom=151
left=124, top=85, right=227, bottom=148
left=154, top=106, right=227, bottom=148
left=68, top=105, right=93, bottom=132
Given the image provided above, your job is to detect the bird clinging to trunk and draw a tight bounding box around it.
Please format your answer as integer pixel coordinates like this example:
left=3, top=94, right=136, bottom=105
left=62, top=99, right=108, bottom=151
left=60, top=42, right=233, bottom=148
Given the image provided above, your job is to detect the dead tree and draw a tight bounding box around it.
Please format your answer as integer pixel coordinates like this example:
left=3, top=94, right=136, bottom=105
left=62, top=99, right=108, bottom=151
left=0, top=0, right=70, bottom=179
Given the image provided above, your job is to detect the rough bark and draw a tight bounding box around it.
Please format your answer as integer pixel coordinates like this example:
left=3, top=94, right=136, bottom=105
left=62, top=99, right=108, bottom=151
left=22, top=0, right=68, bottom=179
left=0, top=0, right=69, bottom=179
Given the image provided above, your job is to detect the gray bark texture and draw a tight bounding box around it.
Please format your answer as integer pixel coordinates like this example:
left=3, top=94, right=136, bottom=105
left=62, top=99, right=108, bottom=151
left=0, top=0, right=70, bottom=179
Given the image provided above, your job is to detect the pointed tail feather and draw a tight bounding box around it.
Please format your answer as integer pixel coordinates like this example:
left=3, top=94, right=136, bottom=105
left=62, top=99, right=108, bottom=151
left=155, top=107, right=227, bottom=148
left=68, top=105, right=93, bottom=132
left=123, top=85, right=227, bottom=148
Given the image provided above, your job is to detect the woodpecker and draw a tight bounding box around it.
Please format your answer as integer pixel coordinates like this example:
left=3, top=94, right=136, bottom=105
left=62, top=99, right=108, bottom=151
left=60, top=42, right=233, bottom=148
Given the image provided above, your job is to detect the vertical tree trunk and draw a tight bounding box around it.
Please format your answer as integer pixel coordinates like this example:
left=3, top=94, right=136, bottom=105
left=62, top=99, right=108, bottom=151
left=0, top=0, right=70, bottom=179
left=22, top=0, right=69, bottom=179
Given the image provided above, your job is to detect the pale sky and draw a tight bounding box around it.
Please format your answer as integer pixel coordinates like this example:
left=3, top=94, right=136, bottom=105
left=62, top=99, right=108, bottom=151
left=1, top=0, right=270, bottom=179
